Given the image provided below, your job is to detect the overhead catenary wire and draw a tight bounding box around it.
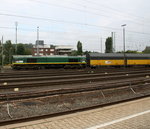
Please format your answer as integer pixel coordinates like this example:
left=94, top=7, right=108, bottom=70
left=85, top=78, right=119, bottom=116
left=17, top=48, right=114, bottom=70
left=81, top=0, right=150, bottom=22
left=0, top=13, right=150, bottom=36
left=0, top=25, right=150, bottom=50
left=1, top=29, right=149, bottom=48
left=27, top=0, right=150, bottom=27
left=0, top=1, right=149, bottom=52
left=3, top=0, right=150, bottom=26
left=26, top=0, right=150, bottom=27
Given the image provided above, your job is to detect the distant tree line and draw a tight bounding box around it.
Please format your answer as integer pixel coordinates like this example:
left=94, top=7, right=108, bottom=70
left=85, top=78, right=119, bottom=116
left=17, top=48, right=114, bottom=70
left=0, top=40, right=33, bottom=65
left=105, top=37, right=150, bottom=54
left=1, top=38, right=150, bottom=66
left=142, top=46, right=150, bottom=53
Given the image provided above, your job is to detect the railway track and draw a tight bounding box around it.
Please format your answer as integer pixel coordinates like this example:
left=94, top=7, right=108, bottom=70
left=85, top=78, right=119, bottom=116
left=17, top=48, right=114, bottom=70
left=0, top=68, right=150, bottom=125
left=1, top=69, right=150, bottom=83
left=0, top=71, right=149, bottom=90
left=0, top=87, right=150, bottom=126
left=0, top=77, right=150, bottom=101
left=1, top=67, right=149, bottom=79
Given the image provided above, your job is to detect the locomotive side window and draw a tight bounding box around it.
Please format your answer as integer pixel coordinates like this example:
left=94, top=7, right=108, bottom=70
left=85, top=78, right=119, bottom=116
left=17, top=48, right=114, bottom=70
left=27, top=58, right=37, bottom=63
left=69, top=59, right=78, bottom=62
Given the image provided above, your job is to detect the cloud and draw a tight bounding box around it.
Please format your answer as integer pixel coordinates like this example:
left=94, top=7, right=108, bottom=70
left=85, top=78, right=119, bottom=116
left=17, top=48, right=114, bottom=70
left=0, top=0, right=150, bottom=52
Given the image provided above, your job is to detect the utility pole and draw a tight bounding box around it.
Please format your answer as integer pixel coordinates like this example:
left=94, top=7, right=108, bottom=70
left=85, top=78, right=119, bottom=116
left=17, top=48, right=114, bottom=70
left=113, top=32, right=116, bottom=53
left=9, top=47, right=12, bottom=64
left=111, top=32, right=116, bottom=53
left=15, top=22, right=18, bottom=55
left=1, top=36, right=4, bottom=72
left=111, top=32, right=114, bottom=53
left=37, top=26, right=39, bottom=56
left=101, top=37, right=102, bottom=53
left=121, top=24, right=127, bottom=67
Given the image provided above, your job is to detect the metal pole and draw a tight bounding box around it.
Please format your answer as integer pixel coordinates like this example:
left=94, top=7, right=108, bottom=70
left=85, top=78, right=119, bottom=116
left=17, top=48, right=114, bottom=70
left=1, top=36, right=3, bottom=69
left=9, top=48, right=12, bottom=64
left=123, top=28, right=125, bottom=54
left=114, top=32, right=116, bottom=53
left=37, top=26, right=39, bottom=56
left=101, top=37, right=102, bottom=53
left=121, top=24, right=126, bottom=67
left=123, top=27, right=126, bottom=67
left=111, top=32, right=114, bottom=53
left=15, top=22, right=18, bottom=55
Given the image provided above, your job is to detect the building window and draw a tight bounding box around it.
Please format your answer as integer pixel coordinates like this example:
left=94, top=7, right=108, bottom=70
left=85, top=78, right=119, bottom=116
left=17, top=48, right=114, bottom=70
left=50, top=53, right=54, bottom=55
left=40, top=49, right=43, bottom=51
left=45, top=49, right=48, bottom=51
left=39, top=53, right=43, bottom=56
left=50, top=49, right=54, bottom=52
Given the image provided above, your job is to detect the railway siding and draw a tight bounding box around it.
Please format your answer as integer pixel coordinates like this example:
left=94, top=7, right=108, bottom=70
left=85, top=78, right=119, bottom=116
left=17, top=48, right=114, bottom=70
left=0, top=68, right=150, bottom=125
left=0, top=82, right=150, bottom=123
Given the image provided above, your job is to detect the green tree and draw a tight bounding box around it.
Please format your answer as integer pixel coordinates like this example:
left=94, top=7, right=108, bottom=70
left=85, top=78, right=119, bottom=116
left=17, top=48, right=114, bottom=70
left=143, top=46, right=150, bottom=53
left=3, top=40, right=14, bottom=64
left=83, top=51, right=91, bottom=55
left=0, top=41, right=34, bottom=65
left=23, top=43, right=33, bottom=55
left=24, top=48, right=32, bottom=55
left=77, top=41, right=83, bottom=55
left=0, top=40, right=2, bottom=66
left=125, top=50, right=138, bottom=53
left=50, top=44, right=55, bottom=49
left=71, top=50, right=78, bottom=56
left=117, top=50, right=140, bottom=54
left=105, top=37, right=113, bottom=53
left=16, top=43, right=25, bottom=55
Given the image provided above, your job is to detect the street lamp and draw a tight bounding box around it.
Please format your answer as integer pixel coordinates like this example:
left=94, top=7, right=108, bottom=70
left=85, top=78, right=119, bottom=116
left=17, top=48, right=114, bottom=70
left=1, top=36, right=4, bottom=73
left=121, top=24, right=127, bottom=67
left=37, top=26, right=39, bottom=56
left=15, top=22, right=18, bottom=55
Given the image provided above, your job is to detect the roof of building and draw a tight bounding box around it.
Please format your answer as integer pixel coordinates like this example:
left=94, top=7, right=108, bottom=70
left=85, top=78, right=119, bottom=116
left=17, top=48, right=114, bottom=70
left=55, top=45, right=73, bottom=49
left=13, top=55, right=85, bottom=58
left=33, top=44, right=51, bottom=48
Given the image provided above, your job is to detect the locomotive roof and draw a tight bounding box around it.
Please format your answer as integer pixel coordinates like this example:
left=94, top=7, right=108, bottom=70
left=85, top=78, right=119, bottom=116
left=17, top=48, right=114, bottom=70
left=13, top=55, right=86, bottom=58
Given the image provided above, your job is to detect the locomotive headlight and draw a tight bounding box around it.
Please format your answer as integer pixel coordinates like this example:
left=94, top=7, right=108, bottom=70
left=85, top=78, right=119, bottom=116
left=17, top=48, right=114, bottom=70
left=16, top=60, right=23, bottom=63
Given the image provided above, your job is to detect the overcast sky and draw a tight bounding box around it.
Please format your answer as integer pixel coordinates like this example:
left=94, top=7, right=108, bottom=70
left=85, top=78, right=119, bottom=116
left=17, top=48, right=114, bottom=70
left=0, top=0, right=150, bottom=52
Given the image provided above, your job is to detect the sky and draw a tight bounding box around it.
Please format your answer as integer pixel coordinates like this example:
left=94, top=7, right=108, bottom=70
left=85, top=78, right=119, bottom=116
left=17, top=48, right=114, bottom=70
left=0, top=0, right=150, bottom=52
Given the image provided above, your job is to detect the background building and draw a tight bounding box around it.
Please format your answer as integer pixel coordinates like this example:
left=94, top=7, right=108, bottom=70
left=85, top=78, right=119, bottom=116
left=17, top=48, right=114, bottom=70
left=55, top=45, right=73, bottom=55
left=32, top=40, right=73, bottom=56
left=32, top=40, right=55, bottom=56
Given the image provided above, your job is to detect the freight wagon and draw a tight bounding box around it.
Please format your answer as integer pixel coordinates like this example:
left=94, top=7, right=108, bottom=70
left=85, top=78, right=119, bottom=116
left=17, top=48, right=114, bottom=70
left=86, top=53, right=150, bottom=67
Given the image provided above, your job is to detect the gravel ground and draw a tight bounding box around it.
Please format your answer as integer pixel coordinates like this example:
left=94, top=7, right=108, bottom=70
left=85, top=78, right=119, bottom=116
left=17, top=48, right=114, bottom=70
left=0, top=85, right=150, bottom=122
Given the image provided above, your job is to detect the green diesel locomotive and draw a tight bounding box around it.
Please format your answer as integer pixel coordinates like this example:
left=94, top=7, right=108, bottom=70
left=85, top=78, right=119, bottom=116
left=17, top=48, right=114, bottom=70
left=12, top=55, right=86, bottom=69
